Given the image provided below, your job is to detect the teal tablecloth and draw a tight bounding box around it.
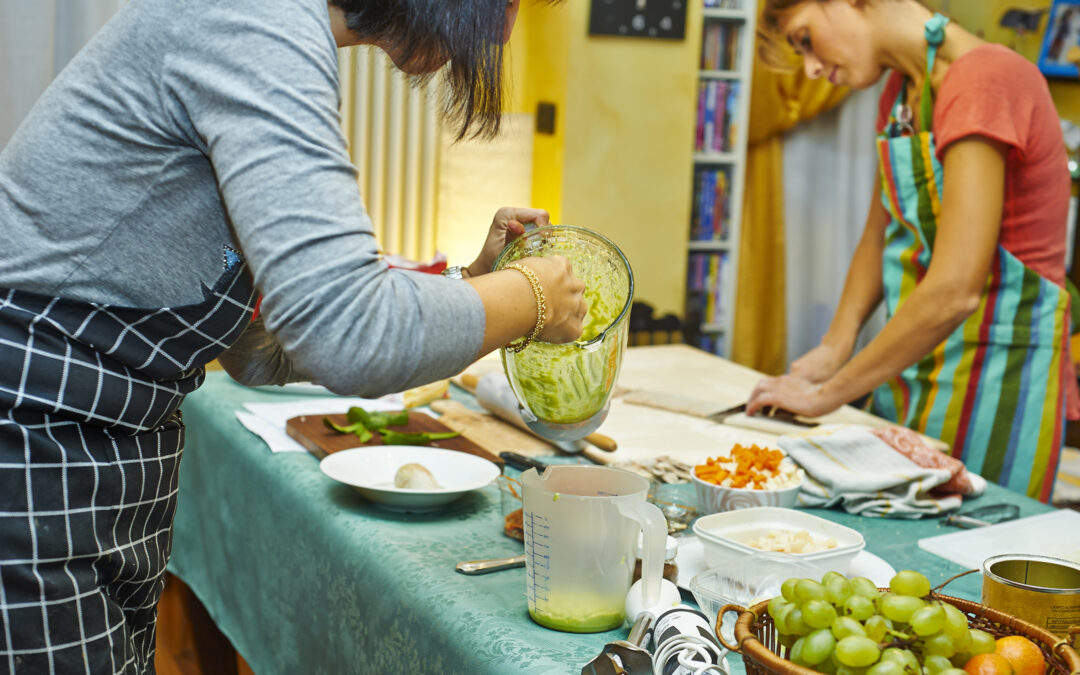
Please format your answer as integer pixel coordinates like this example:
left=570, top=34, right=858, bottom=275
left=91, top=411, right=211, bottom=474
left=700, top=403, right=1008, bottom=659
left=169, top=372, right=1055, bottom=675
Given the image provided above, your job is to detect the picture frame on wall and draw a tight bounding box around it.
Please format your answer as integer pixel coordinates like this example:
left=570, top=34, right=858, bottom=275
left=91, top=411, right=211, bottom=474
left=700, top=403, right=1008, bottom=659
left=1038, top=0, right=1080, bottom=78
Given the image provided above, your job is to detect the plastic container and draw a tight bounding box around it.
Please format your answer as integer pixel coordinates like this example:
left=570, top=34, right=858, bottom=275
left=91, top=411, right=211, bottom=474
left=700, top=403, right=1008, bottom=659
left=690, top=551, right=819, bottom=644
left=692, top=507, right=864, bottom=579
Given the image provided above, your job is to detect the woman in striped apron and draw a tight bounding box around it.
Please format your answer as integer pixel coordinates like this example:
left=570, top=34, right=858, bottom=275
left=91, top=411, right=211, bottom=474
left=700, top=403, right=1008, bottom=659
left=750, top=0, right=1079, bottom=502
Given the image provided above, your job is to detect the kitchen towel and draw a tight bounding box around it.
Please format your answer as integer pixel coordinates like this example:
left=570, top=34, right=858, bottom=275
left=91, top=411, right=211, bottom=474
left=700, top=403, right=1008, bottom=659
left=778, top=425, right=969, bottom=518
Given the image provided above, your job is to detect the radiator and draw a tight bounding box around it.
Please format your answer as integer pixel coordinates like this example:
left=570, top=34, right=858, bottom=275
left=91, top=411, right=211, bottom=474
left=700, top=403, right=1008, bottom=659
left=338, top=46, right=442, bottom=261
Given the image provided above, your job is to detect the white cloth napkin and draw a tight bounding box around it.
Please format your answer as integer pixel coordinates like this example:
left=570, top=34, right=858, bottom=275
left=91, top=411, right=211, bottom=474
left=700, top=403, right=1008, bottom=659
left=779, top=425, right=962, bottom=518
left=237, top=396, right=405, bottom=453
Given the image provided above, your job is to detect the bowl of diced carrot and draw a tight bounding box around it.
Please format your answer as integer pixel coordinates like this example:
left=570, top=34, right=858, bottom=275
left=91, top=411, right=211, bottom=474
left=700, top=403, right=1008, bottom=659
left=690, top=444, right=805, bottom=514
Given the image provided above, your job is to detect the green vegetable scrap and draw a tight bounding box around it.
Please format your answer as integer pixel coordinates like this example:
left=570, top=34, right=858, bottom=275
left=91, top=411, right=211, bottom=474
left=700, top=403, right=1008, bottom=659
left=322, top=407, right=460, bottom=446
left=345, top=407, right=409, bottom=430
left=381, top=430, right=461, bottom=446
left=322, top=416, right=373, bottom=443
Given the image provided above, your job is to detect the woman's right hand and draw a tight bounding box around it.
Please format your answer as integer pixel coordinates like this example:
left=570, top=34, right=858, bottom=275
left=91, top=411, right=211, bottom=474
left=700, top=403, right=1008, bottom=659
left=516, top=255, right=586, bottom=344
left=789, top=342, right=849, bottom=383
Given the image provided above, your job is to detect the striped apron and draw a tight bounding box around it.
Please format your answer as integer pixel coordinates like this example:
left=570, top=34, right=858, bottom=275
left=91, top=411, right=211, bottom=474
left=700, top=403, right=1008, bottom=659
left=870, top=14, right=1069, bottom=502
left=0, top=247, right=256, bottom=674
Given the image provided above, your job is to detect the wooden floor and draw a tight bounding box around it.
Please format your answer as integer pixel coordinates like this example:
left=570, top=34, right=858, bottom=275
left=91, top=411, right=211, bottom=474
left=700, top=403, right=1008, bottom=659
left=156, top=574, right=254, bottom=675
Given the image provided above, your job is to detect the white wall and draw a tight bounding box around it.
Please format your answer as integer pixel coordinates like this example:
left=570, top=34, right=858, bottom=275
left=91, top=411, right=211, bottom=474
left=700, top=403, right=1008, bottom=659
left=1, top=0, right=125, bottom=146
left=782, top=84, right=886, bottom=365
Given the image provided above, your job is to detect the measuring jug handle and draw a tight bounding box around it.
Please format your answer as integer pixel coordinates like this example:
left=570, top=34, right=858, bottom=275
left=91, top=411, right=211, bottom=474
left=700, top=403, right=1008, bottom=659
left=617, top=500, right=667, bottom=609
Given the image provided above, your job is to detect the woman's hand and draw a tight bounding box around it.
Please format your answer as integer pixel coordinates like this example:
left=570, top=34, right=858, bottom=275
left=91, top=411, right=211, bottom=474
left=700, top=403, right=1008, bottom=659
left=515, top=255, right=587, bottom=344
left=789, top=342, right=849, bottom=383
left=746, top=374, right=844, bottom=419
left=465, top=207, right=551, bottom=278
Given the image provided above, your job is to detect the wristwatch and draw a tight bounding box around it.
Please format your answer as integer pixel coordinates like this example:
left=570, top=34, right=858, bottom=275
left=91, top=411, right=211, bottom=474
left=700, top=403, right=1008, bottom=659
left=441, top=266, right=465, bottom=280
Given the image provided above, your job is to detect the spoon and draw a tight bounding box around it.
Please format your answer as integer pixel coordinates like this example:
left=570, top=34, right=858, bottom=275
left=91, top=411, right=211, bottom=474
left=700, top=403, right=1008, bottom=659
left=455, top=554, right=526, bottom=575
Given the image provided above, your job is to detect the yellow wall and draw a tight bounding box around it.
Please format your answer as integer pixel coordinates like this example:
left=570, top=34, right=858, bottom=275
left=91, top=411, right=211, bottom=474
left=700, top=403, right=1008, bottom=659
left=929, top=0, right=1080, bottom=124
left=516, top=1, right=700, bottom=317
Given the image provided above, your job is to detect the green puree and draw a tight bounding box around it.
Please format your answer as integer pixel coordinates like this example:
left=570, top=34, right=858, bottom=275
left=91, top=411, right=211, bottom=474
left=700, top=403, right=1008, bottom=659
left=529, top=607, right=625, bottom=633
left=502, top=241, right=629, bottom=424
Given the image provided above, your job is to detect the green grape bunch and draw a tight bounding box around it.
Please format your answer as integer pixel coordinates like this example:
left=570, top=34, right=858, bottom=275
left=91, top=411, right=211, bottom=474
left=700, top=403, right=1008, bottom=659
left=766, top=569, right=997, bottom=675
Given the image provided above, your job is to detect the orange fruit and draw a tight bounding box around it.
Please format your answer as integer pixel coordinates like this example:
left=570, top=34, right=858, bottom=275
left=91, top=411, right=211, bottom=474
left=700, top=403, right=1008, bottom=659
left=963, top=653, right=1014, bottom=675
left=995, top=636, right=1046, bottom=675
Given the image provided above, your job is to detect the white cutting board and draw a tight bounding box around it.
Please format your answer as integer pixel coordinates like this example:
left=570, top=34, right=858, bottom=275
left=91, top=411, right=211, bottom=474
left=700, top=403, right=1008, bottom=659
left=917, top=509, right=1080, bottom=570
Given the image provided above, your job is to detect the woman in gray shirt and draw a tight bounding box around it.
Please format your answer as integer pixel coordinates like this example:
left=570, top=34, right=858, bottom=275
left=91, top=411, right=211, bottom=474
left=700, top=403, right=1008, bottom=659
left=0, top=0, right=581, bottom=671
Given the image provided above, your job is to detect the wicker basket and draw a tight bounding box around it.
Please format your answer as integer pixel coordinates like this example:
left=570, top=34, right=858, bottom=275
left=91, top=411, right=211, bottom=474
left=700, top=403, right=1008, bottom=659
left=715, top=594, right=1080, bottom=675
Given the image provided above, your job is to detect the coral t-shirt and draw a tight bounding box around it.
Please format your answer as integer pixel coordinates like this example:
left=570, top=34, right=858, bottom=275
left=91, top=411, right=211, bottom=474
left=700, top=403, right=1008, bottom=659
left=876, top=44, right=1080, bottom=418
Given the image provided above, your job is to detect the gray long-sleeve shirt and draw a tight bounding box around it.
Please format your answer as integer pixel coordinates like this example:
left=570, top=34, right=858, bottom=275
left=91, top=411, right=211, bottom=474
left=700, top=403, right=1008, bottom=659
left=0, top=0, right=486, bottom=395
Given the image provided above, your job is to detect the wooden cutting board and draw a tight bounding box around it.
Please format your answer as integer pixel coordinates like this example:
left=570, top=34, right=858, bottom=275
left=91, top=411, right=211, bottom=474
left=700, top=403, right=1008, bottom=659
left=285, top=411, right=503, bottom=468
left=428, top=399, right=558, bottom=458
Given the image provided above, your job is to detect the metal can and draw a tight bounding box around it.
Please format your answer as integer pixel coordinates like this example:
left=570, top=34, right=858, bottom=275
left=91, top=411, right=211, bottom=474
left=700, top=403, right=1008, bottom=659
left=981, top=554, right=1080, bottom=647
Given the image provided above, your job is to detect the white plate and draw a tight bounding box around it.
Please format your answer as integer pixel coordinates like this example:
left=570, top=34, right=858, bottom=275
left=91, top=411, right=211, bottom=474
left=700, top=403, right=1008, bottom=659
left=674, top=535, right=896, bottom=591
left=320, top=446, right=500, bottom=513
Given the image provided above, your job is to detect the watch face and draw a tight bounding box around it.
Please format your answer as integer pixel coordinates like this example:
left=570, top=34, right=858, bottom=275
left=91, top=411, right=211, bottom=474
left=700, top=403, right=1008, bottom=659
left=588, top=0, right=687, bottom=40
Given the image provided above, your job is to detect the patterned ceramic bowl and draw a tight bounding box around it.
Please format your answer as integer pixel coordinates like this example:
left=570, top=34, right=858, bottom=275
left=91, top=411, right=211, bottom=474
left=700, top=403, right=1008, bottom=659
left=689, top=466, right=802, bottom=514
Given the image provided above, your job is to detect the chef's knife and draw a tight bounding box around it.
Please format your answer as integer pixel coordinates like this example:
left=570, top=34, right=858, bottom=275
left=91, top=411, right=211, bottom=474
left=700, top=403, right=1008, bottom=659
left=620, top=388, right=949, bottom=451
left=619, top=388, right=818, bottom=435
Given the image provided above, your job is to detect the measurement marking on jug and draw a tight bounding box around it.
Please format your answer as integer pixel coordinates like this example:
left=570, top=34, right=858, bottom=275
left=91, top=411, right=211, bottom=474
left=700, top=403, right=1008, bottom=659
left=524, top=510, right=553, bottom=607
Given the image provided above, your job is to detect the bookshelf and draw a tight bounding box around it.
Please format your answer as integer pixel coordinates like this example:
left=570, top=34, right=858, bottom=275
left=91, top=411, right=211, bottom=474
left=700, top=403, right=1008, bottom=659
left=686, top=0, right=757, bottom=357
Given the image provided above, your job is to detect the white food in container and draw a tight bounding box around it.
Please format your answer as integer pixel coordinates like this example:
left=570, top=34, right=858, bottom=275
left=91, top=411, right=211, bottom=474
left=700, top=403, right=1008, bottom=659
left=692, top=506, right=865, bottom=578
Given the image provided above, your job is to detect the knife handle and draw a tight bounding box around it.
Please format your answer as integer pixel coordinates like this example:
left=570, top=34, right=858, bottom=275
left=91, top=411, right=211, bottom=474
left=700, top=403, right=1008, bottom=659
left=584, top=432, right=617, bottom=452
left=460, top=373, right=479, bottom=392
left=499, top=451, right=548, bottom=472
left=455, top=554, right=526, bottom=575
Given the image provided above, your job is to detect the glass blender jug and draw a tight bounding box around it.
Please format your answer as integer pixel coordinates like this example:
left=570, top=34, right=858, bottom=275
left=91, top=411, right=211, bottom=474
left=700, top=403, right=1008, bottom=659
left=492, top=225, right=633, bottom=443
left=519, top=465, right=668, bottom=633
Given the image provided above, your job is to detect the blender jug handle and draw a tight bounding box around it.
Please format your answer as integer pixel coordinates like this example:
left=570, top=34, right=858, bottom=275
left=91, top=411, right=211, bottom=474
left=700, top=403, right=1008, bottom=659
left=616, top=500, right=667, bottom=609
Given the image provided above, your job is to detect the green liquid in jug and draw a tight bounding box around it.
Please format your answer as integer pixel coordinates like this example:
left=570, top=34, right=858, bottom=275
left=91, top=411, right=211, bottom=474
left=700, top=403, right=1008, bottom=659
left=529, top=595, right=625, bottom=633
left=502, top=244, right=629, bottom=424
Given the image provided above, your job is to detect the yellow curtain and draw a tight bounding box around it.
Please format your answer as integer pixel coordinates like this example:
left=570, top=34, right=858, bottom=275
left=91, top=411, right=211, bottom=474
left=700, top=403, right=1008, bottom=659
left=730, top=9, right=850, bottom=374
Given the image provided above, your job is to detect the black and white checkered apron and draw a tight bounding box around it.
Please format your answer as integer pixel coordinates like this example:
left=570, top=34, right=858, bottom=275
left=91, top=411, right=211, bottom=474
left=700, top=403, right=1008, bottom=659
left=0, top=251, right=256, bottom=674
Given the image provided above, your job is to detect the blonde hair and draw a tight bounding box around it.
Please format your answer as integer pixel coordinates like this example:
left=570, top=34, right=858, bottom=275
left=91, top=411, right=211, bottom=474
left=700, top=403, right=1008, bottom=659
left=757, top=0, right=824, bottom=71
left=757, top=0, right=923, bottom=71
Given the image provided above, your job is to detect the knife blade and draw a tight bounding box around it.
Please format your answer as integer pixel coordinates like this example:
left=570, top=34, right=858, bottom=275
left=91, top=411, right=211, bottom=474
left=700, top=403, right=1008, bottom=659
left=619, top=388, right=818, bottom=435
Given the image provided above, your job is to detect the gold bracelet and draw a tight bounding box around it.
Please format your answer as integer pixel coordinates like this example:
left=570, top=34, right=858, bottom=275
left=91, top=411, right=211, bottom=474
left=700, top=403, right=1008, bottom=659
left=503, top=263, right=546, bottom=353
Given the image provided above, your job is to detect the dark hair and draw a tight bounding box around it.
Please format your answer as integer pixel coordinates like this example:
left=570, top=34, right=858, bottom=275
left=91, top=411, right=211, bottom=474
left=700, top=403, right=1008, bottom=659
left=331, top=0, right=545, bottom=140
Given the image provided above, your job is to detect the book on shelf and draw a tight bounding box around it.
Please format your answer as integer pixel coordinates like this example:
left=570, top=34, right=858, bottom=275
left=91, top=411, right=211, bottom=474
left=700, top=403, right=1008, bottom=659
left=700, top=22, right=741, bottom=71
left=686, top=251, right=730, bottom=327
left=694, top=81, right=739, bottom=153
left=690, top=167, right=731, bottom=241
left=703, top=0, right=742, bottom=8
left=696, top=333, right=727, bottom=356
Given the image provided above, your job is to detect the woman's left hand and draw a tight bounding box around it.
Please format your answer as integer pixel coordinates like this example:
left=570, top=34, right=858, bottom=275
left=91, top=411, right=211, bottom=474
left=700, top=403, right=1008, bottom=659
left=465, top=207, right=551, bottom=277
left=746, top=374, right=844, bottom=419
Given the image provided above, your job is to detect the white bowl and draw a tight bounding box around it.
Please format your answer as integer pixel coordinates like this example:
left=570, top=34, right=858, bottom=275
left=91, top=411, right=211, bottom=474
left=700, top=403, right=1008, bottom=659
left=690, top=466, right=803, bottom=514
left=692, top=506, right=865, bottom=579
left=320, top=446, right=500, bottom=512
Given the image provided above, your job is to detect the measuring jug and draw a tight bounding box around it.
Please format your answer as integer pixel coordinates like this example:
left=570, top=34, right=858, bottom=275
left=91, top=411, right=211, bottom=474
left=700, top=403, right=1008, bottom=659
left=493, top=225, right=633, bottom=443
left=520, top=465, right=667, bottom=633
